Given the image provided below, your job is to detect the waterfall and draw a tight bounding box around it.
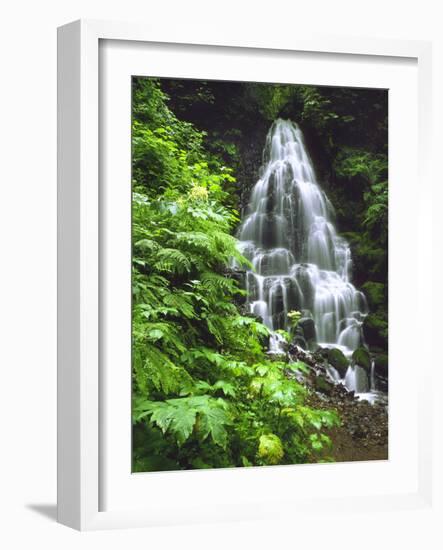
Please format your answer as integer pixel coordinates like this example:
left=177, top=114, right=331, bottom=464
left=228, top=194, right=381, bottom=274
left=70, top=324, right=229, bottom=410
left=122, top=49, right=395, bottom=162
left=370, top=359, right=376, bottom=391
left=238, top=119, right=368, bottom=357
left=344, top=365, right=369, bottom=394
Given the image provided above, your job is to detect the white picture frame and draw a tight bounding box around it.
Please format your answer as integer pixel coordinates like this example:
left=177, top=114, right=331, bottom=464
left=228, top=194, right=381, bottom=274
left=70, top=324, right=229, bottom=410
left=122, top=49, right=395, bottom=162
left=57, top=19, right=434, bottom=531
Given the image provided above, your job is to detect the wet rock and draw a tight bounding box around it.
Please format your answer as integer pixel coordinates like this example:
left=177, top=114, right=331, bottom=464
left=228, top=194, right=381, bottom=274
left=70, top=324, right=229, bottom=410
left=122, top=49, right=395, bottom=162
left=288, top=345, right=318, bottom=368
left=224, top=267, right=246, bottom=282
left=352, top=311, right=365, bottom=323
left=298, top=317, right=317, bottom=344
left=292, top=331, right=308, bottom=350
left=300, top=309, right=314, bottom=319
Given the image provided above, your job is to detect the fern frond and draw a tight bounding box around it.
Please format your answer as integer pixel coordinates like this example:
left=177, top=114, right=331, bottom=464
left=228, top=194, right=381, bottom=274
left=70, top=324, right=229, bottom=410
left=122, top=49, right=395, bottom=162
left=153, top=248, right=192, bottom=274
left=133, top=344, right=194, bottom=396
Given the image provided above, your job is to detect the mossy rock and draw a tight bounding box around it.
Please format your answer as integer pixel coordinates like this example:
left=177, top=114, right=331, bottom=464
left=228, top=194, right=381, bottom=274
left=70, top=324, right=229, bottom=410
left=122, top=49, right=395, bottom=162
left=326, top=347, right=349, bottom=377
left=362, top=281, right=386, bottom=310
left=352, top=346, right=371, bottom=372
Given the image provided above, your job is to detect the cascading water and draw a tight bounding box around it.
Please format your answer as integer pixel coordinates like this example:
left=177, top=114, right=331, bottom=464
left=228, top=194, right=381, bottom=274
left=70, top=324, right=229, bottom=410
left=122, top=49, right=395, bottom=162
left=237, top=119, right=372, bottom=393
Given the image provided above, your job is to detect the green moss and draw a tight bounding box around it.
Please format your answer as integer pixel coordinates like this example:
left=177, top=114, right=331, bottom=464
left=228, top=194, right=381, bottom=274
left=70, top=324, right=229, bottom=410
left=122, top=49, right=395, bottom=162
left=314, top=375, right=334, bottom=395
left=361, top=282, right=385, bottom=310
left=365, top=313, right=388, bottom=333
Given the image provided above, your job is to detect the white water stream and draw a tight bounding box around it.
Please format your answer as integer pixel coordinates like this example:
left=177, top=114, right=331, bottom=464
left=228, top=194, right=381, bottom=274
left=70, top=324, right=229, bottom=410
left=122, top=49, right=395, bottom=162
left=237, top=119, right=376, bottom=396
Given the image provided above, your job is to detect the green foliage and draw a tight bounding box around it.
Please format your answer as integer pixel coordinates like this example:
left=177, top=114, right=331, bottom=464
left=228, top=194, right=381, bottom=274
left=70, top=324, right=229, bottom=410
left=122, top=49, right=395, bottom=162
left=299, top=86, right=340, bottom=130
left=334, top=148, right=387, bottom=186
left=334, top=148, right=388, bottom=247
left=309, top=433, right=333, bottom=452
left=258, top=434, right=284, bottom=465
left=361, top=282, right=386, bottom=311
left=131, top=77, right=340, bottom=471
left=287, top=310, right=302, bottom=328
left=132, top=78, right=236, bottom=203
left=247, top=83, right=298, bottom=121
left=134, top=395, right=232, bottom=448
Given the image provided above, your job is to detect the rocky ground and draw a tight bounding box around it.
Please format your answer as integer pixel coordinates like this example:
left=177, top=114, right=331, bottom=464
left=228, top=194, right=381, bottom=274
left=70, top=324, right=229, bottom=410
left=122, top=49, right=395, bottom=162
left=308, top=385, right=388, bottom=462
left=288, top=346, right=389, bottom=463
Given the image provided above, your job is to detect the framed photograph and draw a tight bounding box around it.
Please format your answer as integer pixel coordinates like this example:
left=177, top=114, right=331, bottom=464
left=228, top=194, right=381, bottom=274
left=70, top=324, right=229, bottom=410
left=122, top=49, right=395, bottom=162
left=58, top=19, right=433, bottom=530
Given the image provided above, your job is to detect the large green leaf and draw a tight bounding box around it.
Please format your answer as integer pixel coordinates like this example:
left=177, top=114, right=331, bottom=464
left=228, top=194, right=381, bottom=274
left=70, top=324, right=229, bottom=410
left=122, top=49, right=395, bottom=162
left=198, top=406, right=231, bottom=448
